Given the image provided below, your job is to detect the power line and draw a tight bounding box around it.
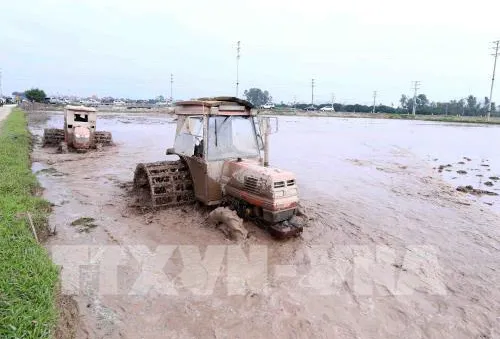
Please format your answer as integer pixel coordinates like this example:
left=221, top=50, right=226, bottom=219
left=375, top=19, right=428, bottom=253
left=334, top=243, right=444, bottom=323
left=236, top=41, right=241, bottom=97
left=170, top=73, right=173, bottom=102
left=311, top=78, right=315, bottom=105
left=411, top=81, right=421, bottom=116
left=372, top=90, right=377, bottom=113
left=488, top=40, right=499, bottom=121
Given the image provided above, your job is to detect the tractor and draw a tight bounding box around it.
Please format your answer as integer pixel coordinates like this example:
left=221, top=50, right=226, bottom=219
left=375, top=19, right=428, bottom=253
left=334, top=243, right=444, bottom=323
left=133, top=97, right=305, bottom=239
left=43, top=105, right=113, bottom=152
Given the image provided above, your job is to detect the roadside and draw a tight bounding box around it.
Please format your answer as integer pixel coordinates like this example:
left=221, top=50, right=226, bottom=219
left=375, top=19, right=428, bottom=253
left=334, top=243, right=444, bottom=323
left=0, top=107, right=59, bottom=338
left=0, top=104, right=17, bottom=122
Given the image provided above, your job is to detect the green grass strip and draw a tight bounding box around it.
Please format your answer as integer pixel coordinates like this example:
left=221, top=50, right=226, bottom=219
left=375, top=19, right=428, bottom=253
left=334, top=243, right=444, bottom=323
left=0, top=108, right=58, bottom=338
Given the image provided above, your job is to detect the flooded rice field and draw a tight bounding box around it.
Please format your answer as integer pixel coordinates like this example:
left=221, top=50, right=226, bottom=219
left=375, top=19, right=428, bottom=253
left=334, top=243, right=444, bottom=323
left=29, top=112, right=500, bottom=339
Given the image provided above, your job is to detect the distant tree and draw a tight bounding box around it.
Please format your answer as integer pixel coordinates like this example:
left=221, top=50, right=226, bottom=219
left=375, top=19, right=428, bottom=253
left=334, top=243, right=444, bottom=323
left=401, top=94, right=422, bottom=114
left=458, top=98, right=467, bottom=115
left=481, top=96, right=490, bottom=115
left=400, top=94, right=408, bottom=111
left=377, top=105, right=396, bottom=113
left=416, top=94, right=429, bottom=107
left=434, top=102, right=448, bottom=115
left=448, top=100, right=460, bottom=115
left=25, top=88, right=47, bottom=103
left=244, top=88, right=271, bottom=107
left=406, top=97, right=415, bottom=113
left=333, top=103, right=344, bottom=112
left=414, top=94, right=430, bottom=114
left=466, top=95, right=477, bottom=115
left=344, top=104, right=371, bottom=113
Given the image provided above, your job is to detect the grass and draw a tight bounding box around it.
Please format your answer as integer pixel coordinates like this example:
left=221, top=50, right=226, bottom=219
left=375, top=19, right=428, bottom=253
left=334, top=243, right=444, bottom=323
left=0, top=108, right=59, bottom=338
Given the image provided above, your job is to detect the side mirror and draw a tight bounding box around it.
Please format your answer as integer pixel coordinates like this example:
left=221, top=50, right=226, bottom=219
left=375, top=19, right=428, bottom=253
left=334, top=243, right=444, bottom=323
left=166, top=147, right=175, bottom=155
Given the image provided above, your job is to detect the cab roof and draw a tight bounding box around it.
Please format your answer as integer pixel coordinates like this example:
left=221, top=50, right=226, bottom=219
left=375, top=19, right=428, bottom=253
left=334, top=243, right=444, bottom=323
left=175, top=96, right=255, bottom=116
left=65, top=105, right=97, bottom=113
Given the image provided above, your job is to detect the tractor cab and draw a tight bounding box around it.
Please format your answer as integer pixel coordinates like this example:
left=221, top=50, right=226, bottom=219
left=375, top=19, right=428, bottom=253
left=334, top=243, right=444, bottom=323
left=168, top=97, right=263, bottom=205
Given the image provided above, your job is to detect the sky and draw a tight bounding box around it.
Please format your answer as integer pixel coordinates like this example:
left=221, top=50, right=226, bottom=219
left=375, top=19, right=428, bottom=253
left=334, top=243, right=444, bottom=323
left=1, top=0, right=499, bottom=105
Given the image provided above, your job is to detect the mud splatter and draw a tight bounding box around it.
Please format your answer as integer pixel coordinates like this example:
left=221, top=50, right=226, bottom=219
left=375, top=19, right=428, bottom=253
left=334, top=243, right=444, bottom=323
left=71, top=217, right=98, bottom=232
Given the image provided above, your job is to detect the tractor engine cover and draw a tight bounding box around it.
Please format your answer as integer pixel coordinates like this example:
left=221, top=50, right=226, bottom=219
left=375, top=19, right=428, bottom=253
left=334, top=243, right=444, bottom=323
left=73, top=126, right=91, bottom=149
left=222, top=159, right=299, bottom=223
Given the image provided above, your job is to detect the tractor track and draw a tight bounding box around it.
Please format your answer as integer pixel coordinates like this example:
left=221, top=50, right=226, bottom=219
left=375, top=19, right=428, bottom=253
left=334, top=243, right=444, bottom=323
left=133, top=160, right=195, bottom=207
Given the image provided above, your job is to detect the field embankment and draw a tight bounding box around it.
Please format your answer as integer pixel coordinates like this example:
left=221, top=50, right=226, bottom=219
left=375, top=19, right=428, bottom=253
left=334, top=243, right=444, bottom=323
left=0, top=107, right=59, bottom=338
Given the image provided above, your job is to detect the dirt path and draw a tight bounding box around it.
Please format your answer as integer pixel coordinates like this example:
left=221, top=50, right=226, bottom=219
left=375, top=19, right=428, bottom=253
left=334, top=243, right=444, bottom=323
left=29, top=112, right=500, bottom=339
left=0, top=104, right=14, bottom=122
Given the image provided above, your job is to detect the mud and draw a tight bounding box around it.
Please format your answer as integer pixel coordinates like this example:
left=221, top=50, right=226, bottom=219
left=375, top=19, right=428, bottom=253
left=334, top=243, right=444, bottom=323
left=29, top=113, right=500, bottom=338
left=56, top=294, right=80, bottom=339
left=207, top=207, right=248, bottom=240
left=456, top=185, right=498, bottom=196
left=71, top=217, right=99, bottom=233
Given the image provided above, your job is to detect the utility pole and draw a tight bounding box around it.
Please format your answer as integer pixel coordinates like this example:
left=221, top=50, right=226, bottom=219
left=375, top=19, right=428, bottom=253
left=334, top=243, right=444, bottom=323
left=236, top=41, right=241, bottom=97
left=311, top=78, right=315, bottom=106
left=170, top=73, right=173, bottom=103
left=411, top=81, right=420, bottom=116
left=331, top=93, right=335, bottom=110
left=488, top=40, right=499, bottom=121
left=372, top=90, right=377, bottom=113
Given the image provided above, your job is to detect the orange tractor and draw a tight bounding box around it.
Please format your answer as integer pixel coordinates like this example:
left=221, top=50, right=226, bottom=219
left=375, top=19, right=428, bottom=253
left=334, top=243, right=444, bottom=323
left=133, top=97, right=305, bottom=239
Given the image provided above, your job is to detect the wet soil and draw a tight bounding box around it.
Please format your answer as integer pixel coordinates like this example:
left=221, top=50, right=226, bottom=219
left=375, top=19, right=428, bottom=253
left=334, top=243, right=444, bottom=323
left=456, top=185, right=498, bottom=196
left=29, top=112, right=500, bottom=338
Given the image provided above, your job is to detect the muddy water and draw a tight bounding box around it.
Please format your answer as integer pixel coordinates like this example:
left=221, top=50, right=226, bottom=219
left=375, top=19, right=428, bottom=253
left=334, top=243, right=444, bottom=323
left=30, top=112, right=500, bottom=339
